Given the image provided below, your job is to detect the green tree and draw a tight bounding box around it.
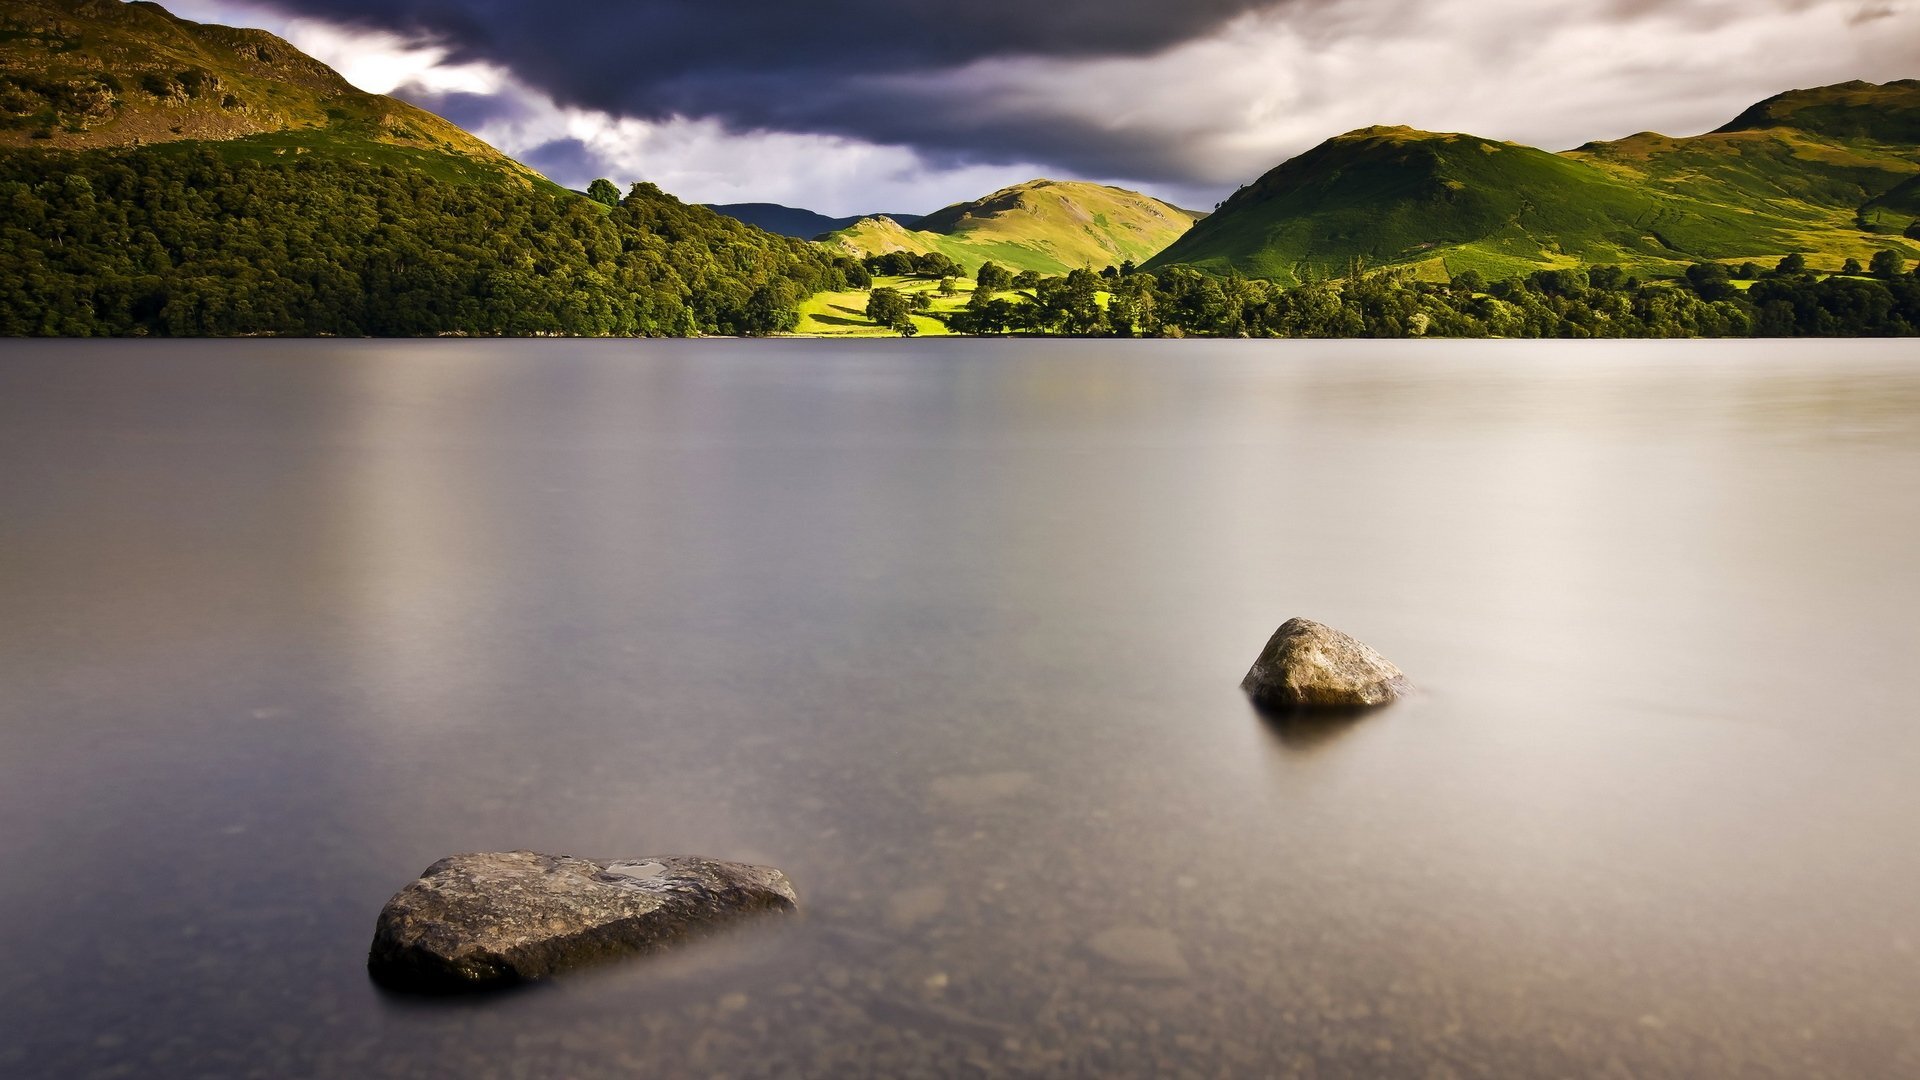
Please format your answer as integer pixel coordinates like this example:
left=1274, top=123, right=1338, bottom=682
left=1870, top=250, right=1907, bottom=279
left=865, top=286, right=911, bottom=331
left=1685, top=262, right=1735, bottom=301
left=955, top=288, right=1016, bottom=335
left=586, top=178, right=620, bottom=208
left=975, top=261, right=1011, bottom=294
left=739, top=282, right=798, bottom=336
left=908, top=252, right=963, bottom=279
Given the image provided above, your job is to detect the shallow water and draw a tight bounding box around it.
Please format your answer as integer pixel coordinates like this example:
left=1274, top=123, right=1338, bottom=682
left=2, top=339, right=1917, bottom=1078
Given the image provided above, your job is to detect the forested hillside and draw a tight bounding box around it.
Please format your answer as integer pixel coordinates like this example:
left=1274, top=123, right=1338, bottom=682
left=0, top=146, right=865, bottom=336
left=0, top=0, right=870, bottom=337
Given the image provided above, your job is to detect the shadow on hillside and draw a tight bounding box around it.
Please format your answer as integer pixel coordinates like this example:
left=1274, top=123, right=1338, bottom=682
left=810, top=311, right=875, bottom=329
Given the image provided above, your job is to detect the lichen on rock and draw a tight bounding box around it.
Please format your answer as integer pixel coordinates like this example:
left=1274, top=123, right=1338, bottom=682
left=1241, top=618, right=1412, bottom=711
left=367, top=850, right=798, bottom=992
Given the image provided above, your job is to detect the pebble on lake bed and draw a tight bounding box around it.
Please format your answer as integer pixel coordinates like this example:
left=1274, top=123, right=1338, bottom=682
left=1241, top=618, right=1412, bottom=711
left=366, top=851, right=798, bottom=992
left=1083, top=925, right=1191, bottom=982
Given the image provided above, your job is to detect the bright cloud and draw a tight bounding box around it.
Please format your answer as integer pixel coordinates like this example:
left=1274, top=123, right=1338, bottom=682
left=871, top=0, right=1920, bottom=196
left=270, top=17, right=503, bottom=97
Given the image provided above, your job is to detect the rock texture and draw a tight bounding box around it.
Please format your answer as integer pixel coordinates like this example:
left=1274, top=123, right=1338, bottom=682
left=1241, top=618, right=1412, bottom=710
left=368, top=851, right=798, bottom=991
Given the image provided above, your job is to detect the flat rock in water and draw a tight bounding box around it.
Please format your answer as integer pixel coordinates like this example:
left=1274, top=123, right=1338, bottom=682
left=1241, top=617, right=1412, bottom=710
left=367, top=851, right=798, bottom=991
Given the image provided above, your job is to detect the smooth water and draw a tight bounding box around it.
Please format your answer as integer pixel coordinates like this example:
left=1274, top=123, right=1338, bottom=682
left=2, top=340, right=1917, bottom=1079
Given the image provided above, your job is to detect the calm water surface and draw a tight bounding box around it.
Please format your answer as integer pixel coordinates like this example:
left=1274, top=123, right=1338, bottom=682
left=2, top=340, right=1917, bottom=1078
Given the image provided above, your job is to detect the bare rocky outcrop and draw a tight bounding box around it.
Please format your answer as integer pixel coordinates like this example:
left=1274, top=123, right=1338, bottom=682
left=368, top=851, right=798, bottom=991
left=1241, top=618, right=1412, bottom=710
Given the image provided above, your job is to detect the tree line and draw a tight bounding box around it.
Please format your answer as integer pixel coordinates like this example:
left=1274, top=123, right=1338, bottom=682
left=938, top=254, right=1920, bottom=338
left=0, top=147, right=866, bottom=336
left=3, top=142, right=1914, bottom=340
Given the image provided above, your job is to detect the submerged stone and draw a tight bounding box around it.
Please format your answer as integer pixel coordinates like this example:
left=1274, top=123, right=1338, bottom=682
left=1083, top=925, right=1190, bottom=981
left=1241, top=618, right=1412, bottom=710
left=367, top=851, right=798, bottom=991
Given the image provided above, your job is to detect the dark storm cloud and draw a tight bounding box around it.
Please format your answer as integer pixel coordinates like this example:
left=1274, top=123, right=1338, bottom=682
left=402, top=89, right=515, bottom=134
left=257, top=0, right=1286, bottom=117
left=183, top=0, right=1920, bottom=211
left=517, top=136, right=612, bottom=181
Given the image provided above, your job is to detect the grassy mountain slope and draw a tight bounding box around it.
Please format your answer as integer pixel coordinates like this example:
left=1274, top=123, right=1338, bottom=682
left=1866, top=173, right=1920, bottom=220
left=1148, top=82, right=1920, bottom=283
left=0, top=0, right=535, bottom=182
left=1571, top=80, right=1920, bottom=254
left=823, top=179, right=1202, bottom=275
left=1714, top=79, right=1920, bottom=144
left=1146, top=127, right=1722, bottom=282
left=704, top=202, right=924, bottom=238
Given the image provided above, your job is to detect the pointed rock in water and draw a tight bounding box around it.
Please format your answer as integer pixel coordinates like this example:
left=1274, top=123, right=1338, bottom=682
left=1241, top=618, right=1412, bottom=710
left=367, top=851, right=798, bottom=991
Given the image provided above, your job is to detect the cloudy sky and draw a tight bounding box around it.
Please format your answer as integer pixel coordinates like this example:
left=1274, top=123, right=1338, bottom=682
left=160, top=0, right=1920, bottom=215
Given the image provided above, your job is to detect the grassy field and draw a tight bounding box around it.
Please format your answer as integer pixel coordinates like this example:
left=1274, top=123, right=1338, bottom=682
left=792, top=275, right=979, bottom=337
left=792, top=274, right=1124, bottom=337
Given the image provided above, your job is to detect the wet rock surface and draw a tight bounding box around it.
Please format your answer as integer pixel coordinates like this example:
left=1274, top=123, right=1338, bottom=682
left=1241, top=618, right=1412, bottom=710
left=367, top=851, right=798, bottom=991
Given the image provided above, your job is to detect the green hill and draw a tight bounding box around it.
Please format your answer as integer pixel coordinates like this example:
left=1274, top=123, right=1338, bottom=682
left=822, top=179, right=1203, bottom=275
left=0, top=1, right=868, bottom=336
left=1713, top=79, right=1920, bottom=144
left=0, top=0, right=537, bottom=183
left=1147, top=81, right=1920, bottom=284
left=1865, top=173, right=1920, bottom=221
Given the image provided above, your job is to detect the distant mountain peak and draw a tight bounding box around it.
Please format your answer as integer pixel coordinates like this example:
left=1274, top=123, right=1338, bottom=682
left=701, top=202, right=926, bottom=238
left=824, top=179, right=1202, bottom=275
left=1712, top=78, right=1920, bottom=143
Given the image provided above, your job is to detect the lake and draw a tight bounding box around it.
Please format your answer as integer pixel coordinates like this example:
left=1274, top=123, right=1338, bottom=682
left=2, top=339, right=1917, bottom=1078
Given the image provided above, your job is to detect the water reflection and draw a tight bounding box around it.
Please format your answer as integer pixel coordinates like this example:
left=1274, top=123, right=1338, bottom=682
left=1250, top=701, right=1375, bottom=754
left=2, top=340, right=1918, bottom=1078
